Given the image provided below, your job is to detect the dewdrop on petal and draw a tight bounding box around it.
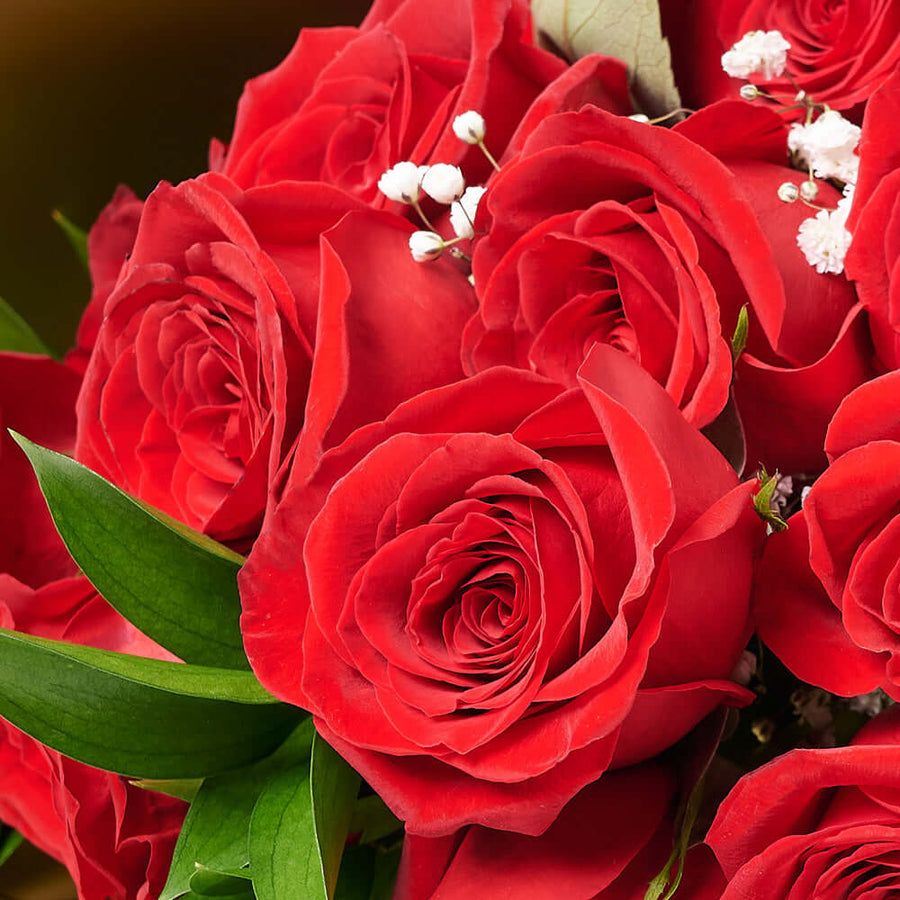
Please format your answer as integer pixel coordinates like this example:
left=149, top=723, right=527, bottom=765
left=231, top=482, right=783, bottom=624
left=409, top=230, right=445, bottom=262
left=721, top=30, right=791, bottom=80
left=452, top=110, right=486, bottom=145
left=378, top=161, right=428, bottom=203
left=449, top=186, right=486, bottom=240
left=421, top=164, right=465, bottom=204
left=796, top=208, right=853, bottom=274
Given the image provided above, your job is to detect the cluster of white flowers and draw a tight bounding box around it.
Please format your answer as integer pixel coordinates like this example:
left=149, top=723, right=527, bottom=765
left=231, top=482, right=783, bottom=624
left=796, top=192, right=854, bottom=275
left=723, top=30, right=860, bottom=275
left=378, top=111, right=493, bottom=263
left=788, top=110, right=861, bottom=184
left=721, top=30, right=791, bottom=81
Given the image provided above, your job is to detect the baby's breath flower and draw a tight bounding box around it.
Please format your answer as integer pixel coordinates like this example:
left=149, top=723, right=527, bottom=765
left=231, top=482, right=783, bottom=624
left=378, top=161, right=428, bottom=203
left=421, top=164, right=465, bottom=204
left=800, top=180, right=819, bottom=201
left=449, top=186, right=486, bottom=240
left=408, top=230, right=445, bottom=262
left=796, top=208, right=853, bottom=274
left=452, top=110, right=486, bottom=145
left=778, top=182, right=800, bottom=203
left=721, top=30, right=791, bottom=80
left=788, top=110, right=861, bottom=183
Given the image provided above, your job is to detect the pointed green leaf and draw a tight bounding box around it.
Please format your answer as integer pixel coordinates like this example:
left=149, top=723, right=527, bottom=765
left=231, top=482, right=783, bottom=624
left=131, top=777, right=204, bottom=803
left=249, top=732, right=361, bottom=900
left=0, top=828, right=23, bottom=868
left=0, top=627, right=301, bottom=778
left=731, top=304, right=749, bottom=365
left=10, top=432, right=248, bottom=669
left=531, top=0, right=681, bottom=117
left=51, top=210, right=89, bottom=270
left=0, top=296, right=53, bottom=356
left=162, top=721, right=314, bottom=900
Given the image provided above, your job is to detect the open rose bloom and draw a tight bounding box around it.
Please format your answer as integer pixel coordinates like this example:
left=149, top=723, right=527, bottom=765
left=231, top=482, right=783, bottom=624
left=5, top=0, right=900, bottom=897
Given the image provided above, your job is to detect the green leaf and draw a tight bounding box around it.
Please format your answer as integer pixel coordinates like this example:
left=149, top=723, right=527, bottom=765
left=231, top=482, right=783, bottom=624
left=162, top=721, right=314, bottom=900
left=10, top=432, right=249, bottom=670
left=349, top=795, right=403, bottom=845
left=249, top=732, right=361, bottom=900
left=0, top=828, right=23, bottom=868
left=730, top=304, right=749, bottom=365
left=0, top=627, right=301, bottom=778
left=531, top=0, right=681, bottom=117
left=131, top=777, right=204, bottom=803
left=190, top=865, right=254, bottom=898
left=51, top=209, right=89, bottom=270
left=0, top=296, right=53, bottom=356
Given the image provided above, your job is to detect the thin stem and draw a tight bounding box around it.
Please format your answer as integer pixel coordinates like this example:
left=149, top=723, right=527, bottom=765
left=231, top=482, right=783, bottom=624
left=477, top=140, right=501, bottom=172
left=411, top=198, right=437, bottom=232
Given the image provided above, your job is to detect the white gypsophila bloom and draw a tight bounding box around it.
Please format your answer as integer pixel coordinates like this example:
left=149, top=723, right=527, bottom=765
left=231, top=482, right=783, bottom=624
left=408, top=231, right=444, bottom=262
left=797, top=208, right=853, bottom=274
left=378, top=161, right=428, bottom=203
left=788, top=110, right=861, bottom=183
left=452, top=110, right=486, bottom=145
left=801, top=485, right=812, bottom=505
left=421, top=164, right=465, bottom=204
left=449, top=186, right=487, bottom=240
left=721, top=30, right=791, bottom=80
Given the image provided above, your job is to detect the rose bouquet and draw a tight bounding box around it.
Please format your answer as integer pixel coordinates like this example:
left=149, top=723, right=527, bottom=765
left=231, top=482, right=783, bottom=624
left=2, top=0, right=900, bottom=897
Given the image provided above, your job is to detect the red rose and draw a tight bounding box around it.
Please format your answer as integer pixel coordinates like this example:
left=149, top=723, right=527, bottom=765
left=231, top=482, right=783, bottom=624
left=0, top=352, right=81, bottom=588
left=393, top=763, right=679, bottom=900
left=674, top=102, right=874, bottom=475
left=662, top=0, right=900, bottom=115
left=240, top=345, right=762, bottom=836
left=0, top=575, right=186, bottom=900
left=464, top=102, right=872, bottom=473
left=846, top=70, right=900, bottom=369
left=754, top=370, right=900, bottom=698
left=393, top=743, right=727, bottom=900
left=75, top=173, right=473, bottom=544
left=214, top=0, right=599, bottom=200
left=705, top=706, right=900, bottom=898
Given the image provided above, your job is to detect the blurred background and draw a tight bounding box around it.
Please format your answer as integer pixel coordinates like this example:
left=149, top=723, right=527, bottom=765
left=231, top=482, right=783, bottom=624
left=0, top=4, right=371, bottom=894
left=0, top=0, right=371, bottom=356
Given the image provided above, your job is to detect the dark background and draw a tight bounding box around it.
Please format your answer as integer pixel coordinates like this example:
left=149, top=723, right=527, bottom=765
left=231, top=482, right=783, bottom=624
left=1, top=0, right=371, bottom=355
